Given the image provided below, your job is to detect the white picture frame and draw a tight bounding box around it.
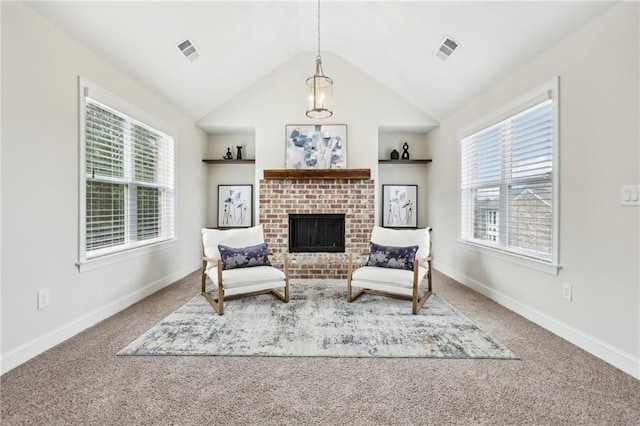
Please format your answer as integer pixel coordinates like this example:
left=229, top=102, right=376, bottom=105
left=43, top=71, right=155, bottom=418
left=382, top=185, right=418, bottom=228
left=217, top=185, right=253, bottom=228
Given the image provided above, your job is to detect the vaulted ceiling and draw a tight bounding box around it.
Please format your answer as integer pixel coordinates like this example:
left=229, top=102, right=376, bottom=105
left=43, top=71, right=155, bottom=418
left=26, top=1, right=617, bottom=122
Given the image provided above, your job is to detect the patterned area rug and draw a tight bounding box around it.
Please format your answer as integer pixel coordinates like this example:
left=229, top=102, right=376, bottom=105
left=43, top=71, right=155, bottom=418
left=119, top=280, right=517, bottom=359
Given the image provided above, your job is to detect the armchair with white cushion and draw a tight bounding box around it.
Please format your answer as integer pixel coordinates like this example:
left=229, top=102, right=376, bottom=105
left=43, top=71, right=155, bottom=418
left=347, top=226, right=432, bottom=314
left=201, top=225, right=289, bottom=315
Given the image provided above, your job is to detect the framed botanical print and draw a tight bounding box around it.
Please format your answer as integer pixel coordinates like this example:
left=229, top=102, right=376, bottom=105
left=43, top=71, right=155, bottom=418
left=218, top=185, right=253, bottom=228
left=285, top=124, right=347, bottom=169
left=382, top=185, right=418, bottom=228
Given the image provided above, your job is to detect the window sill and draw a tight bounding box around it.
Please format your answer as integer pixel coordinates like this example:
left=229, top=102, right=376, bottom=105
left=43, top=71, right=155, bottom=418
left=458, top=240, right=561, bottom=276
left=77, top=238, right=177, bottom=273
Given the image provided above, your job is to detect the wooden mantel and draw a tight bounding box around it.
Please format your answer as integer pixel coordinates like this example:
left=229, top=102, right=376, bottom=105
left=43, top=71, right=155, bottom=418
left=263, top=168, right=371, bottom=180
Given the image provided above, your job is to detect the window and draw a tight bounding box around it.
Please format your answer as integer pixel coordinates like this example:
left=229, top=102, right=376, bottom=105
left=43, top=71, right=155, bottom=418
left=79, top=79, right=175, bottom=267
left=485, top=210, right=498, bottom=242
left=460, top=78, right=558, bottom=267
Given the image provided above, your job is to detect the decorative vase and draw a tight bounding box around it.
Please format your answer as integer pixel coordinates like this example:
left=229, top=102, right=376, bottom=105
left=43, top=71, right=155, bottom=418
left=390, top=149, right=400, bottom=160
left=223, top=147, right=233, bottom=160
left=401, top=142, right=410, bottom=160
left=236, top=146, right=243, bottom=160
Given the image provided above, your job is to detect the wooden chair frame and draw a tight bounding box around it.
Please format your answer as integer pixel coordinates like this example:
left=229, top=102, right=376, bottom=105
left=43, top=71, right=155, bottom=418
left=200, top=250, right=289, bottom=315
left=347, top=240, right=433, bottom=315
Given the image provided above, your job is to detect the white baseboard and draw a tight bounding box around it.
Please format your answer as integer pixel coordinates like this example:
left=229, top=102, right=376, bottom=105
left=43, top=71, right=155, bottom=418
left=1, top=262, right=200, bottom=375
left=434, top=261, right=640, bottom=380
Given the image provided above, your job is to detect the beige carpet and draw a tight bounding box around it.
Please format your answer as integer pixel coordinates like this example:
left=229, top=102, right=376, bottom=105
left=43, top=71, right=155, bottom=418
left=1, top=270, right=639, bottom=425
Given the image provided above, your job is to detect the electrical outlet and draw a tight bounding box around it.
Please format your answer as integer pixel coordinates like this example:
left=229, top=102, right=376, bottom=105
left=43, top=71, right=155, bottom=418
left=37, top=289, right=50, bottom=309
left=562, top=282, right=572, bottom=301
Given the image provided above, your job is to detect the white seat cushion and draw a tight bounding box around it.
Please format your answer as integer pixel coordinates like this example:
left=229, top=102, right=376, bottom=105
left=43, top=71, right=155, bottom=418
left=205, top=265, right=286, bottom=289
left=351, top=265, right=428, bottom=289
left=205, top=265, right=286, bottom=297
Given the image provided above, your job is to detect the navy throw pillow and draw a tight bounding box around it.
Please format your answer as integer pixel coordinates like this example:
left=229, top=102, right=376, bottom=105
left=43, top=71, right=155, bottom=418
left=218, top=243, right=272, bottom=270
left=366, top=242, right=418, bottom=271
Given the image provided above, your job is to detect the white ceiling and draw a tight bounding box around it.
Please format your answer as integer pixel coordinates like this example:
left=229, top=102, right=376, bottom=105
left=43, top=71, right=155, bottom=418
left=26, top=1, right=617, bottom=122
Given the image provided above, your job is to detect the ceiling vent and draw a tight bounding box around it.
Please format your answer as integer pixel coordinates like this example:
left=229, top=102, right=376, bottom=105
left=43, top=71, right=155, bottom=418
left=434, top=36, right=459, bottom=61
left=177, top=38, right=201, bottom=62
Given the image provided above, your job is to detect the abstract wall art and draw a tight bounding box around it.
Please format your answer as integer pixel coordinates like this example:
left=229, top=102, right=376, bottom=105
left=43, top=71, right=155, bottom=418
left=285, top=124, right=347, bottom=169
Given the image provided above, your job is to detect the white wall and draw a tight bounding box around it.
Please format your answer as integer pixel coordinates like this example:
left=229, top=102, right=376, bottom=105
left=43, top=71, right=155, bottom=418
left=197, top=51, right=439, bottom=227
left=425, top=2, right=639, bottom=377
left=1, top=3, right=208, bottom=373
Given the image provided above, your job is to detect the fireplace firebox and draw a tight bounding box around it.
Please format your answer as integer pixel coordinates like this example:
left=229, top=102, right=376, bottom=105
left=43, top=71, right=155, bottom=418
left=289, top=214, right=345, bottom=253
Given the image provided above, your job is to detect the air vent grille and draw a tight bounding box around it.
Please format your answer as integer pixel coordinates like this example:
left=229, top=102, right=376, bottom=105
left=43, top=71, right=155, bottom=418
left=177, top=38, right=201, bottom=62
left=434, top=36, right=459, bottom=61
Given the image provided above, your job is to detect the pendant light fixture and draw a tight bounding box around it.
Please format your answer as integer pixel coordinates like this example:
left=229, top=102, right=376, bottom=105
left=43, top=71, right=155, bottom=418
left=306, top=0, right=333, bottom=119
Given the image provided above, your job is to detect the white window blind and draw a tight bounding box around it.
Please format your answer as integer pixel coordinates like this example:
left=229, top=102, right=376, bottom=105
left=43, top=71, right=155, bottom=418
left=460, top=88, right=557, bottom=263
left=80, top=81, right=175, bottom=262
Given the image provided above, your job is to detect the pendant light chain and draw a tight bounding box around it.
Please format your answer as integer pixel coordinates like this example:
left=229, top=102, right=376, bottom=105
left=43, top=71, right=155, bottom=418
left=305, top=0, right=333, bottom=119
left=317, top=0, right=321, bottom=58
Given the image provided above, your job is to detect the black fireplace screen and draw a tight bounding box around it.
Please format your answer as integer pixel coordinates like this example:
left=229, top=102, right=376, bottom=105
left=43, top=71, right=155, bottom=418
left=288, top=214, right=345, bottom=253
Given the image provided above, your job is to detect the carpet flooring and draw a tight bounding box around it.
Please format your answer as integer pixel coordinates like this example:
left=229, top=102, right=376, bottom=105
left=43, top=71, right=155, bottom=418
left=119, top=282, right=517, bottom=359
left=1, top=270, right=638, bottom=425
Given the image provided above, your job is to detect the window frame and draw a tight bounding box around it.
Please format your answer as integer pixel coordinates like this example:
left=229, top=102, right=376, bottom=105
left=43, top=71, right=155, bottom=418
left=457, top=77, right=561, bottom=275
left=77, top=77, right=177, bottom=272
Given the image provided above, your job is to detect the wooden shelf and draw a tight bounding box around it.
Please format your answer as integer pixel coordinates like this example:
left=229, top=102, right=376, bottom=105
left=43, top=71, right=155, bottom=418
left=378, top=159, right=432, bottom=164
left=263, top=168, right=371, bottom=180
left=202, top=159, right=255, bottom=164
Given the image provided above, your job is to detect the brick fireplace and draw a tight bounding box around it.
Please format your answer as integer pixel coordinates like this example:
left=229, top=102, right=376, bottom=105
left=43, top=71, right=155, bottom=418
left=259, top=169, right=375, bottom=279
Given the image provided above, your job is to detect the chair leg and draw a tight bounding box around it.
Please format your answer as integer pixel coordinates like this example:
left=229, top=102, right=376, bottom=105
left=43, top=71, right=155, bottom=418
left=201, top=259, right=223, bottom=315
left=201, top=260, right=207, bottom=294
left=216, top=261, right=224, bottom=315
left=412, top=259, right=420, bottom=314
left=269, top=281, right=290, bottom=303
left=202, top=291, right=223, bottom=315
left=412, top=259, right=434, bottom=314
left=265, top=253, right=289, bottom=303
left=347, top=253, right=353, bottom=300
left=412, top=290, right=432, bottom=315
left=269, top=253, right=290, bottom=303
left=347, top=253, right=365, bottom=302
left=200, top=274, right=224, bottom=315
left=348, top=285, right=366, bottom=302
left=284, top=253, right=290, bottom=303
left=270, top=288, right=288, bottom=302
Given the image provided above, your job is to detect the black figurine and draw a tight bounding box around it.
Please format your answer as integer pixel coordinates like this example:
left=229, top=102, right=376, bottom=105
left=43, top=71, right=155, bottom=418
left=236, top=146, right=243, bottom=160
left=390, top=149, right=400, bottom=160
left=401, top=142, right=410, bottom=160
left=223, top=147, right=233, bottom=160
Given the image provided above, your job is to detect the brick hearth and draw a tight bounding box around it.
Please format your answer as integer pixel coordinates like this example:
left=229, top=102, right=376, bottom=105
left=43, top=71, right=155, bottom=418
left=259, top=172, right=375, bottom=279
